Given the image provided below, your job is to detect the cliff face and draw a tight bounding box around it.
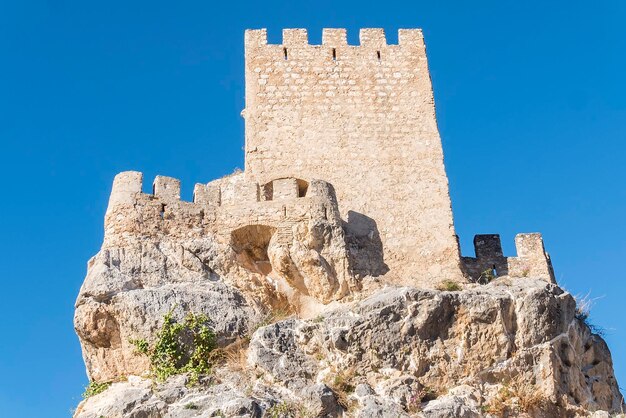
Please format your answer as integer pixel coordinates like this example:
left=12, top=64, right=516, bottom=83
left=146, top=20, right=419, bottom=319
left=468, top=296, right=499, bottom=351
left=74, top=269, right=623, bottom=417
left=73, top=27, right=624, bottom=417
left=73, top=190, right=624, bottom=417
left=75, top=172, right=355, bottom=383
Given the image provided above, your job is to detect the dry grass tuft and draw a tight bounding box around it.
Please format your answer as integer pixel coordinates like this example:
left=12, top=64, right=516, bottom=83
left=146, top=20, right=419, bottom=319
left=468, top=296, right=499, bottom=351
left=249, top=305, right=296, bottom=336
left=266, top=401, right=314, bottom=418
left=573, top=292, right=606, bottom=336
left=326, top=366, right=357, bottom=411
left=482, top=374, right=549, bottom=416
left=436, top=280, right=462, bottom=291
left=218, top=338, right=250, bottom=373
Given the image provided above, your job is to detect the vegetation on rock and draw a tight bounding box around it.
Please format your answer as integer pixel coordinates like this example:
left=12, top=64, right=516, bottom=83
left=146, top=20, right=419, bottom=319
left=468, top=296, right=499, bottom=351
left=574, top=292, right=606, bottom=336
left=82, top=381, right=111, bottom=399
left=130, top=310, right=218, bottom=383
left=266, top=401, right=311, bottom=418
left=478, top=268, right=496, bottom=284
left=436, top=280, right=462, bottom=291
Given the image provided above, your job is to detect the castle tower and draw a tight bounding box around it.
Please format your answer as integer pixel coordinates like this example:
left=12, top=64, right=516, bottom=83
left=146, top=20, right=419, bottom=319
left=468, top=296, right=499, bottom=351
left=243, top=28, right=463, bottom=284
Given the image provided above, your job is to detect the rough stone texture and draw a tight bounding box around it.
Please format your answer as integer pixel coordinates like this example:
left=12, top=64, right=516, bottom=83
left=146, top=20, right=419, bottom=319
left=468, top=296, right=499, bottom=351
left=75, top=279, right=624, bottom=417
left=462, top=233, right=555, bottom=283
left=244, top=28, right=463, bottom=285
left=104, top=171, right=353, bottom=305
left=75, top=172, right=356, bottom=381
left=245, top=280, right=623, bottom=414
left=74, top=27, right=622, bottom=417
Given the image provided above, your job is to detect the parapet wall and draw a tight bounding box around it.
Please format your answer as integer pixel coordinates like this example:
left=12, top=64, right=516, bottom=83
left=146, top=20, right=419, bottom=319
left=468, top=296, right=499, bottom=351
left=104, top=171, right=340, bottom=247
left=244, top=28, right=463, bottom=284
left=105, top=173, right=557, bottom=286
left=461, top=233, right=555, bottom=283
left=245, top=28, right=426, bottom=50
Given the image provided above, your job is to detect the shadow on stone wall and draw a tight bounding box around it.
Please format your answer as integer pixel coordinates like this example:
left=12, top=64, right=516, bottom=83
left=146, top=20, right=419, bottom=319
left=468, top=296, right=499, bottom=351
left=344, top=211, right=389, bottom=278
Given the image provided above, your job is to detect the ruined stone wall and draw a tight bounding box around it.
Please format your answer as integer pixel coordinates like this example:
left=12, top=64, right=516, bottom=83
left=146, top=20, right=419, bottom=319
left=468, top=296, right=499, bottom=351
left=103, top=171, right=353, bottom=306
left=461, top=233, right=556, bottom=283
left=104, top=171, right=338, bottom=249
left=243, top=28, right=463, bottom=284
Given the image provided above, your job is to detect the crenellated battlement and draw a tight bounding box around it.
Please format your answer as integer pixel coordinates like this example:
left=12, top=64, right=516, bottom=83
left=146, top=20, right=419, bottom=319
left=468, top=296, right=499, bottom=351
left=244, top=28, right=426, bottom=65
left=108, top=171, right=313, bottom=210
left=245, top=28, right=424, bottom=49
left=102, top=170, right=352, bottom=305
left=102, top=29, right=560, bottom=293
left=461, top=233, right=555, bottom=283
left=104, top=171, right=341, bottom=247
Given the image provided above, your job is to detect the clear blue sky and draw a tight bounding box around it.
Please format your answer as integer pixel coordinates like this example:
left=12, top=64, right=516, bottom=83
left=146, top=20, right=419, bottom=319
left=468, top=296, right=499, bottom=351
left=1, top=1, right=624, bottom=416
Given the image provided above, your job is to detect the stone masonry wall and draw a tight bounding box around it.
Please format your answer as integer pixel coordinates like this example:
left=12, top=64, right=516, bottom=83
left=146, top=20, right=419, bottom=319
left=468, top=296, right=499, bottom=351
left=461, top=233, right=556, bottom=283
left=243, top=28, right=464, bottom=285
left=103, top=171, right=354, bottom=305
left=105, top=171, right=339, bottom=248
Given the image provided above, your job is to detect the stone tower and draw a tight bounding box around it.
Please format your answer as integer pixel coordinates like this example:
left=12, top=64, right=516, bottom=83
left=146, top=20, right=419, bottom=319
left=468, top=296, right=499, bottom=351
left=243, top=28, right=463, bottom=283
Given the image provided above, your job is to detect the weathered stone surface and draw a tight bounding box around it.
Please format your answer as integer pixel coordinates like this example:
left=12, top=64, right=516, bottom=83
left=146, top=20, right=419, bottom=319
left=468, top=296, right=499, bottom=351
left=247, top=319, right=316, bottom=389
left=244, top=279, right=623, bottom=416
left=75, top=175, right=355, bottom=381
left=74, top=236, right=261, bottom=381
left=73, top=27, right=623, bottom=418
left=75, top=278, right=624, bottom=417
left=244, top=28, right=464, bottom=284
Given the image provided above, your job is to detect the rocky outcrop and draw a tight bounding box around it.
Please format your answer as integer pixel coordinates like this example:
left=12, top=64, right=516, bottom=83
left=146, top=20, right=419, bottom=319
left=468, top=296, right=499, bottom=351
left=244, top=279, right=623, bottom=416
left=74, top=172, right=624, bottom=417
left=73, top=26, right=624, bottom=418
left=75, top=173, right=356, bottom=382
left=74, top=237, right=260, bottom=382
left=74, top=277, right=624, bottom=417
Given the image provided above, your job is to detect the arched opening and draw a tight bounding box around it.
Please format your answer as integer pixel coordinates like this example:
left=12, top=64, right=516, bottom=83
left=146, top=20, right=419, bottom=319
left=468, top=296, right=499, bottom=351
left=230, top=225, right=276, bottom=275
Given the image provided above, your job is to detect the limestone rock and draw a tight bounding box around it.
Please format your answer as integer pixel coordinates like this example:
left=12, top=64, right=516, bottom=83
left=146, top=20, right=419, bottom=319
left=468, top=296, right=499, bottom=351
left=242, top=279, right=623, bottom=415
left=73, top=27, right=623, bottom=418
left=75, top=173, right=356, bottom=381
left=75, top=278, right=623, bottom=417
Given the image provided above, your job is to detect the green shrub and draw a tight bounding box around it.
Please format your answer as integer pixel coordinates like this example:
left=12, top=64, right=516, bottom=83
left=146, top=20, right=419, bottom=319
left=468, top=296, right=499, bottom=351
left=129, top=338, right=149, bottom=355
left=436, top=280, right=462, bottom=291
left=266, top=401, right=311, bottom=418
left=478, top=268, right=495, bottom=284
left=130, top=310, right=218, bottom=383
left=82, top=381, right=111, bottom=398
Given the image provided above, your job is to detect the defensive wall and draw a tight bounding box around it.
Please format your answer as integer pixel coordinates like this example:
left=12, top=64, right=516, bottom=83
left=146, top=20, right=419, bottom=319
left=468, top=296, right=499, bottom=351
left=101, top=28, right=557, bottom=292
left=461, top=234, right=555, bottom=283
left=104, top=171, right=342, bottom=249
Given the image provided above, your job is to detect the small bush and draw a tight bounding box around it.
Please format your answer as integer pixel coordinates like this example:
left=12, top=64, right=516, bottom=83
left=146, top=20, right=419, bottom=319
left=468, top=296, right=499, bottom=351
left=482, top=375, right=549, bottom=415
left=332, top=371, right=355, bottom=395
left=184, top=402, right=198, bottom=410
left=326, top=367, right=357, bottom=411
left=478, top=268, right=496, bottom=284
left=406, top=394, right=422, bottom=413
left=574, top=293, right=605, bottom=336
left=218, top=338, right=249, bottom=372
left=266, top=401, right=311, bottom=418
left=436, top=280, right=462, bottom=291
left=129, top=338, right=149, bottom=355
left=130, top=310, right=218, bottom=383
left=406, top=386, right=439, bottom=413
left=82, top=381, right=111, bottom=398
